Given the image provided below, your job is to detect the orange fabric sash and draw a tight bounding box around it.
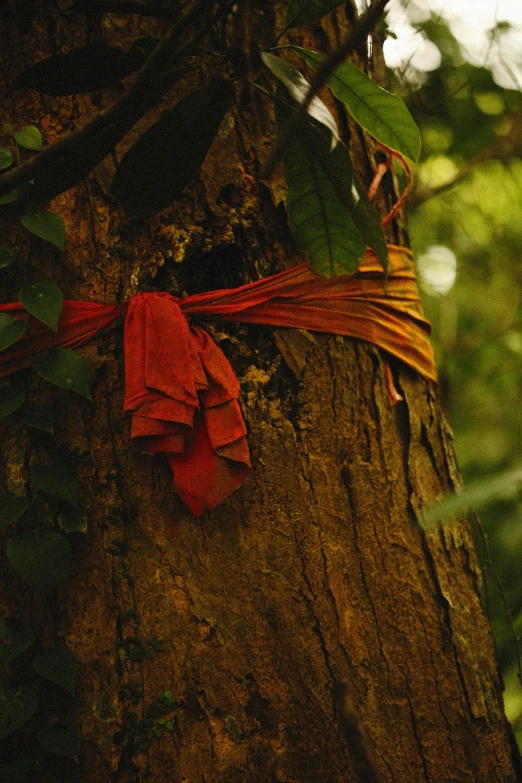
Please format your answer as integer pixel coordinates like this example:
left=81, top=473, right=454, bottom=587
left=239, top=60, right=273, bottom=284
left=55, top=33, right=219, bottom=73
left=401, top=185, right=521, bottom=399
left=0, top=245, right=435, bottom=515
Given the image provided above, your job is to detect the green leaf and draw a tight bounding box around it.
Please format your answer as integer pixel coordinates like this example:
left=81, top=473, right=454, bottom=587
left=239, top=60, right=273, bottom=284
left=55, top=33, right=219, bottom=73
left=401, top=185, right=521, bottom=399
left=0, top=147, right=13, bottom=170
left=423, top=467, right=522, bottom=528
left=33, top=348, right=92, bottom=400
left=0, top=684, right=38, bottom=740
left=19, top=281, right=63, bottom=333
left=0, top=314, right=28, bottom=352
left=0, top=492, right=30, bottom=530
left=0, top=618, right=39, bottom=668
left=0, top=191, right=18, bottom=205
left=291, top=47, right=422, bottom=161
left=0, top=387, right=26, bottom=418
left=285, top=0, right=345, bottom=28
left=6, top=529, right=73, bottom=594
left=20, top=403, right=54, bottom=433
left=21, top=213, right=65, bottom=252
left=276, top=92, right=366, bottom=276
left=351, top=176, right=388, bottom=272
left=33, top=646, right=78, bottom=696
left=0, top=758, right=32, bottom=783
left=261, top=52, right=339, bottom=149
left=111, top=83, right=233, bottom=218
left=14, top=125, right=43, bottom=152
left=37, top=720, right=81, bottom=756
left=15, top=40, right=157, bottom=96
left=0, top=246, right=15, bottom=267
left=58, top=506, right=87, bottom=534
left=28, top=455, right=78, bottom=504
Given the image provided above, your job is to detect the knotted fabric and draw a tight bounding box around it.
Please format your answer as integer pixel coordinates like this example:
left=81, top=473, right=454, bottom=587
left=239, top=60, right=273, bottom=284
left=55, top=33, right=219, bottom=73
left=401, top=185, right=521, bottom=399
left=0, top=245, right=436, bottom=515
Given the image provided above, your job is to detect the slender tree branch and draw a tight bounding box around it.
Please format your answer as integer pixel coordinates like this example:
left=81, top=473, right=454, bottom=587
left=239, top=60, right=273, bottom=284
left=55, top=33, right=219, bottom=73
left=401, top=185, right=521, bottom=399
left=70, top=0, right=175, bottom=19
left=260, top=0, right=390, bottom=180
left=0, top=0, right=232, bottom=200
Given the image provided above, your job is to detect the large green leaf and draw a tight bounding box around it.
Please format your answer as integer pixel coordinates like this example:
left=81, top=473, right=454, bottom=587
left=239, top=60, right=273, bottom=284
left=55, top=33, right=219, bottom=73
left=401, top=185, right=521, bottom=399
left=0, top=387, right=26, bottom=419
left=0, top=247, right=15, bottom=267
left=20, top=403, right=55, bottom=433
left=0, top=618, right=39, bottom=668
left=21, top=213, right=65, bottom=252
left=0, top=684, right=38, bottom=740
left=33, top=348, right=92, bottom=400
left=38, top=720, right=81, bottom=756
left=14, top=126, right=42, bottom=152
left=28, top=455, right=78, bottom=504
left=262, top=52, right=339, bottom=150
left=0, top=148, right=13, bottom=170
left=19, top=281, right=63, bottom=333
left=6, top=529, right=73, bottom=594
left=0, top=492, right=30, bottom=530
left=15, top=39, right=158, bottom=96
left=0, top=314, right=28, bottom=352
left=285, top=0, right=345, bottom=28
left=33, top=646, right=78, bottom=696
left=0, top=191, right=17, bottom=205
left=111, top=83, right=233, bottom=218
left=276, top=93, right=366, bottom=276
left=291, top=46, right=421, bottom=161
left=423, top=467, right=522, bottom=528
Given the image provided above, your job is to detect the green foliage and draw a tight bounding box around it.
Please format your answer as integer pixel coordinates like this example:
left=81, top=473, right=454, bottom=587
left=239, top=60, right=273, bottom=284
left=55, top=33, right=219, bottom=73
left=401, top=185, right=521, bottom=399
left=112, top=83, right=234, bottom=217
left=33, top=646, right=79, bottom=696
left=0, top=191, right=17, bottom=205
left=291, top=46, right=421, bottom=160
left=276, top=94, right=367, bottom=276
left=0, top=247, right=15, bottom=267
left=261, top=52, right=339, bottom=148
left=0, top=149, right=12, bottom=170
left=15, top=40, right=157, bottom=96
left=33, top=348, right=92, bottom=400
left=20, top=403, right=54, bottom=433
left=0, top=492, right=30, bottom=530
left=0, top=618, right=39, bottom=668
left=19, top=281, right=63, bottom=333
left=28, top=454, right=79, bottom=504
left=0, top=387, right=26, bottom=419
left=13, top=126, right=42, bottom=152
left=37, top=720, right=81, bottom=756
left=21, top=213, right=65, bottom=252
left=285, top=0, right=345, bottom=29
left=0, top=314, right=27, bottom=352
left=0, top=684, right=38, bottom=740
left=6, top=529, right=73, bottom=594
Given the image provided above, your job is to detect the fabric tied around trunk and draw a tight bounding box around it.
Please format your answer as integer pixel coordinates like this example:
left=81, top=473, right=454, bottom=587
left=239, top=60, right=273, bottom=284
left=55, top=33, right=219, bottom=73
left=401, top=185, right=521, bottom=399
left=0, top=245, right=436, bottom=516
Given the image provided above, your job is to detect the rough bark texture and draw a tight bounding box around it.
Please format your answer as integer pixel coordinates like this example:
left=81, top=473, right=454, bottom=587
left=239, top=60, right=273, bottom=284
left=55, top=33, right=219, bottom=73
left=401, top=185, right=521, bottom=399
left=0, top=1, right=520, bottom=782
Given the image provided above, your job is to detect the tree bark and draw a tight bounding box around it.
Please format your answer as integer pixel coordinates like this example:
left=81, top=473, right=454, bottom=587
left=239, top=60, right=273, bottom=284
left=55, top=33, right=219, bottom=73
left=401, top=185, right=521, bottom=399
left=0, top=1, right=520, bottom=782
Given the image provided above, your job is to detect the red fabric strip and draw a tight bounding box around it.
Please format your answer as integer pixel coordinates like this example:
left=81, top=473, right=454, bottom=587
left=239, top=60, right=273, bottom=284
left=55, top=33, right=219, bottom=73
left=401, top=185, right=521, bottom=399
left=0, top=245, right=435, bottom=515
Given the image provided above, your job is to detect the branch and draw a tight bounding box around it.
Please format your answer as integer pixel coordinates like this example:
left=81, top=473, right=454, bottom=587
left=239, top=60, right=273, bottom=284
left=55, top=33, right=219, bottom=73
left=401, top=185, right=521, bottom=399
left=70, top=0, right=174, bottom=18
left=260, top=0, right=390, bottom=180
left=0, top=0, right=231, bottom=201
left=409, top=150, right=509, bottom=210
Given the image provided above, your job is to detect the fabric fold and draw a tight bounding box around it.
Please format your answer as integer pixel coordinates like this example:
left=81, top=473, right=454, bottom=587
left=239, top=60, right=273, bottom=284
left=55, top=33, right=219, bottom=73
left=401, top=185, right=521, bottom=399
left=123, top=293, right=250, bottom=516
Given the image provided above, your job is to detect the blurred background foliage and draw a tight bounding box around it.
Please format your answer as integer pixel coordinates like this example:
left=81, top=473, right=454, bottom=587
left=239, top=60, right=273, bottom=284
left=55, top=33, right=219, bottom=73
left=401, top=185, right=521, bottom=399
left=383, top=0, right=522, bottom=743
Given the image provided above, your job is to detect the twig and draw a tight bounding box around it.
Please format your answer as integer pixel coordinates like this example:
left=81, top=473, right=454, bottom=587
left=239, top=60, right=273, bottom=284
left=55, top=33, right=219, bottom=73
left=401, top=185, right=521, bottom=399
left=260, top=0, right=390, bottom=180
left=69, top=0, right=175, bottom=18
left=0, top=0, right=231, bottom=200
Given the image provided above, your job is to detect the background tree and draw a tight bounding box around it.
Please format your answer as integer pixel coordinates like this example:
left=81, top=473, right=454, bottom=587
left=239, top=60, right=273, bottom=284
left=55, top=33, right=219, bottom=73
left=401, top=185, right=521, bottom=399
left=0, top=1, right=520, bottom=782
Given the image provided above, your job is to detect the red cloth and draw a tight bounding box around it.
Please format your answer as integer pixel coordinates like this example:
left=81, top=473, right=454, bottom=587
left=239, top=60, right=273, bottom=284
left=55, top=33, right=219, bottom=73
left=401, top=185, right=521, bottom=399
left=0, top=245, right=436, bottom=515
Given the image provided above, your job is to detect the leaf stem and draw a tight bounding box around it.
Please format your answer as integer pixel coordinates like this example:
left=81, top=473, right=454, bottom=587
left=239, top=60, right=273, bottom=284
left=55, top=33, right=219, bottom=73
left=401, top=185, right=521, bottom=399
left=260, top=0, right=390, bottom=180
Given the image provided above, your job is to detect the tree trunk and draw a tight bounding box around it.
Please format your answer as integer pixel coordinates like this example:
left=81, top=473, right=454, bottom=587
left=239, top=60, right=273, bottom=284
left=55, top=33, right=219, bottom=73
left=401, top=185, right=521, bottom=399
left=0, top=1, right=520, bottom=782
